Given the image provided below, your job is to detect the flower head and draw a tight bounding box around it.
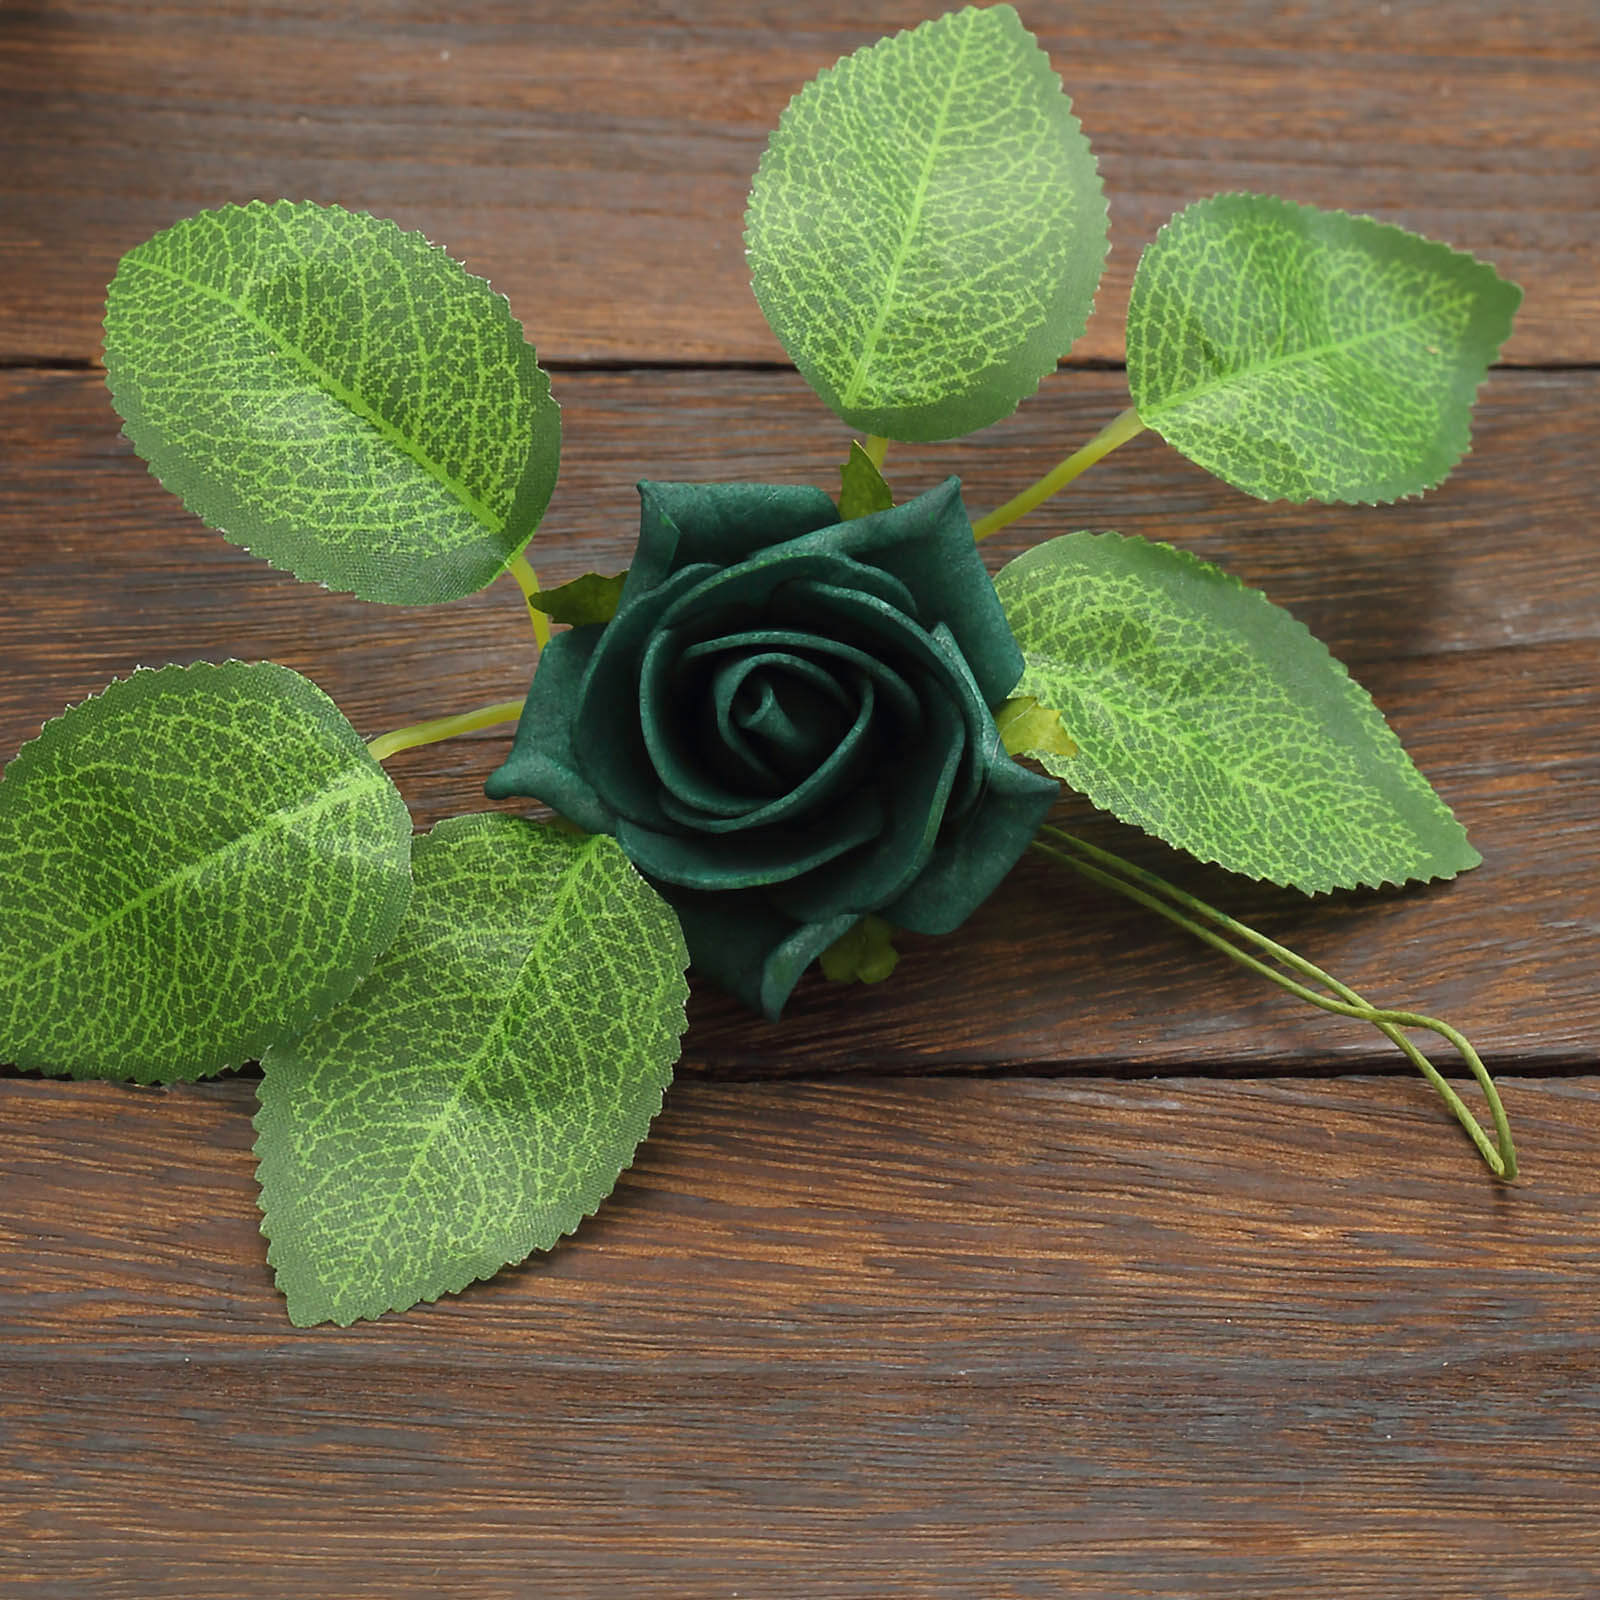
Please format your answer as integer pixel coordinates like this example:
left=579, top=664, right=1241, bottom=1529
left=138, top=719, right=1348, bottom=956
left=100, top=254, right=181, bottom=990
left=486, top=476, right=1057, bottom=1018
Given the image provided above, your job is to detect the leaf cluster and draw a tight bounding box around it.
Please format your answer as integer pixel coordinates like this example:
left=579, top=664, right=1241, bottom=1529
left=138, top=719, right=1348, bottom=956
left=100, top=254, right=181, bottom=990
left=1, top=6, right=1522, bottom=1323
left=745, top=4, right=1514, bottom=894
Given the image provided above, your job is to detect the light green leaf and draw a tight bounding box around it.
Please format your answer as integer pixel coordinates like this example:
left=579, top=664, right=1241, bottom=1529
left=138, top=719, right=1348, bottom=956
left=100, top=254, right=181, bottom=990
left=255, top=814, right=690, bottom=1327
left=1126, top=194, right=1520, bottom=503
left=104, top=202, right=561, bottom=605
left=0, top=662, right=412, bottom=1082
left=995, top=694, right=1078, bottom=760
left=995, top=532, right=1480, bottom=891
left=746, top=5, right=1107, bottom=442
left=819, top=914, right=900, bottom=986
left=528, top=571, right=628, bottom=627
left=838, top=441, right=894, bottom=520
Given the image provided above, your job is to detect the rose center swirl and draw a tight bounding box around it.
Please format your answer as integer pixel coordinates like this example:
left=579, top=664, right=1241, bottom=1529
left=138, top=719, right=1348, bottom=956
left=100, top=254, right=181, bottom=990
left=639, top=626, right=929, bottom=833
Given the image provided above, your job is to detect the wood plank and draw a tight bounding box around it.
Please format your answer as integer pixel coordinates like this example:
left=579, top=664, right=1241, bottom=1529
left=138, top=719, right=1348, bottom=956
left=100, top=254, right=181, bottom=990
left=2, top=0, right=1593, bottom=366
left=3, top=367, right=1595, bottom=1075
left=6, top=8, right=1594, bottom=1595
left=2, top=1073, right=1598, bottom=1596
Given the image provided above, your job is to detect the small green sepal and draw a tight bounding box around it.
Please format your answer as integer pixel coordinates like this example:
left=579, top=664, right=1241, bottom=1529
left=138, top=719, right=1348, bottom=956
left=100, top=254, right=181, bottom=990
left=526, top=571, right=629, bottom=627
left=838, top=442, right=894, bottom=520
left=819, top=915, right=901, bottom=986
left=995, top=695, right=1078, bottom=760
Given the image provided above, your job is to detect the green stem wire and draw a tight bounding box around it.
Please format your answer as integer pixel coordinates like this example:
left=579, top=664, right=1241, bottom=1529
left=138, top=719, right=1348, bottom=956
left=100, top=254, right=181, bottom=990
left=366, top=697, right=526, bottom=764
left=1030, top=826, right=1517, bottom=1180
left=507, top=552, right=553, bottom=649
left=972, top=405, right=1146, bottom=542
left=863, top=435, right=890, bottom=470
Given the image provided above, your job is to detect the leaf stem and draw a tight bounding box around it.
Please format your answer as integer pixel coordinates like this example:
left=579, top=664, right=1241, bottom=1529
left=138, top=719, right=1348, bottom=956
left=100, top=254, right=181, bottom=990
left=863, top=435, right=890, bottom=470
left=366, top=697, right=526, bottom=764
left=972, top=405, right=1146, bottom=541
left=507, top=553, right=553, bottom=649
left=1029, top=826, right=1517, bottom=1180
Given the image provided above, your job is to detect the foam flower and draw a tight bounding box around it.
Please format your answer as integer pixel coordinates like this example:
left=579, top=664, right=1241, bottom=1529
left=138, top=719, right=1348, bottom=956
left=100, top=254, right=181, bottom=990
left=486, top=477, right=1059, bottom=1017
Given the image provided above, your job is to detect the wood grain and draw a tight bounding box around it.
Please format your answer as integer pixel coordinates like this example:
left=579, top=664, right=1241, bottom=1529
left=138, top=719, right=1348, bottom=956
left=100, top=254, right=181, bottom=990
left=1, top=0, right=1594, bottom=367
left=3, top=366, right=1595, bottom=1077
left=3, top=1073, right=1599, bottom=1597
left=3, top=5, right=1598, bottom=1593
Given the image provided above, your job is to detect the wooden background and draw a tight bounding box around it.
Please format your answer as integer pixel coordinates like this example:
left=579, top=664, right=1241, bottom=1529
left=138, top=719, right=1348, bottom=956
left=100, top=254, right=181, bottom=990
left=2, top=2, right=1597, bottom=1594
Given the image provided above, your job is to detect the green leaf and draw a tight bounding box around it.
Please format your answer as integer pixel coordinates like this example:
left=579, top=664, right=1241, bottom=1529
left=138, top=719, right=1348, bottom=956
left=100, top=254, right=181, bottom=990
left=104, top=202, right=561, bottom=605
left=819, top=915, right=900, bottom=986
left=838, top=441, right=894, bottom=521
left=528, top=571, right=628, bottom=627
left=995, top=533, right=1480, bottom=891
left=995, top=694, right=1078, bottom=760
left=255, top=814, right=690, bottom=1327
left=838, top=442, right=895, bottom=520
left=746, top=5, right=1107, bottom=442
left=1126, top=194, right=1520, bottom=503
left=0, top=662, right=412, bottom=1082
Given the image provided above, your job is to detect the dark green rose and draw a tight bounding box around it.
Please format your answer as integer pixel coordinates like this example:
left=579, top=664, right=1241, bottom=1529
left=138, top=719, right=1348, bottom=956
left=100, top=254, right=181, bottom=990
left=485, top=477, right=1058, bottom=1019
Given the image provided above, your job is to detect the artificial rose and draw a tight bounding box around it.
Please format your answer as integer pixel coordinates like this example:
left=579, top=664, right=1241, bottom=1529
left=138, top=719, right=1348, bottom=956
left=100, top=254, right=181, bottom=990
left=485, top=477, right=1059, bottom=1019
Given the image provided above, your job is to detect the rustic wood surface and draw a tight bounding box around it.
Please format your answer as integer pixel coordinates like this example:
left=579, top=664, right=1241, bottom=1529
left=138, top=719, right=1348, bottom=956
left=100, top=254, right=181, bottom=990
left=2, top=0, right=1596, bottom=368
left=6, top=1073, right=1600, bottom=1598
left=2, top=2, right=1597, bottom=1595
left=5, top=366, right=1596, bottom=1075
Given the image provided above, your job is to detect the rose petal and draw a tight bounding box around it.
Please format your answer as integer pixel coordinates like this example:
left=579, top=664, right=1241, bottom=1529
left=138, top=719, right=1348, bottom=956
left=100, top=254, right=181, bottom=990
left=616, top=789, right=884, bottom=889
left=771, top=591, right=999, bottom=819
left=484, top=627, right=616, bottom=833
left=756, top=916, right=861, bottom=1022
left=662, top=887, right=857, bottom=1021
left=640, top=620, right=928, bottom=825
left=716, top=651, right=854, bottom=777
left=770, top=686, right=967, bottom=924
left=638, top=635, right=862, bottom=814
left=630, top=481, right=840, bottom=598
left=638, top=629, right=784, bottom=812
left=824, top=477, right=1026, bottom=707
left=573, top=562, right=719, bottom=828
left=680, top=630, right=924, bottom=727
left=651, top=542, right=920, bottom=627
left=887, top=753, right=1059, bottom=935
left=658, top=674, right=880, bottom=835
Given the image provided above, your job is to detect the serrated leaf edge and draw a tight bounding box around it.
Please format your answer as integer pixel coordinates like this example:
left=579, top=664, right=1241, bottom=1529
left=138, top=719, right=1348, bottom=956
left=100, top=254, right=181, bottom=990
left=102, top=200, right=561, bottom=606
left=744, top=5, right=1110, bottom=438
left=1, top=659, right=414, bottom=1083
left=253, top=815, right=690, bottom=1326
left=1128, top=192, right=1522, bottom=506
left=1006, top=531, right=1481, bottom=892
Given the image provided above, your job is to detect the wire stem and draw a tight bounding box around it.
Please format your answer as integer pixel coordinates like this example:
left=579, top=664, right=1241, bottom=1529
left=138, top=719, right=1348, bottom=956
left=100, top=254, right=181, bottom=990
left=863, top=435, right=890, bottom=470
left=366, top=697, right=526, bottom=764
left=972, top=406, right=1146, bottom=541
left=507, top=553, right=553, bottom=649
left=1030, top=826, right=1516, bottom=1180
